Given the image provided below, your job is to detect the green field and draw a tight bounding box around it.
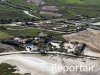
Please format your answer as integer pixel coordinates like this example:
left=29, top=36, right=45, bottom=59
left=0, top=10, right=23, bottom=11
left=0, top=0, right=100, bottom=20
left=2, top=29, right=41, bottom=37
left=0, top=0, right=38, bottom=20
left=64, top=0, right=100, bottom=5
left=45, top=0, right=100, bottom=5
left=0, top=31, right=13, bottom=41
left=8, top=0, right=100, bottom=6
left=0, top=28, right=64, bottom=41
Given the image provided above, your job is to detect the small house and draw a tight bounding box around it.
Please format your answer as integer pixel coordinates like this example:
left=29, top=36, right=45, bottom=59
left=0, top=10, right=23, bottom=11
left=14, top=37, right=21, bottom=42
left=34, top=36, right=40, bottom=44
left=50, top=41, right=61, bottom=49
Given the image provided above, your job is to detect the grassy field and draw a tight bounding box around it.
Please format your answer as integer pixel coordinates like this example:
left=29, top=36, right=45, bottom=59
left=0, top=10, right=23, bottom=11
left=0, top=28, right=64, bottom=41
left=0, top=0, right=100, bottom=20
left=0, top=31, right=13, bottom=41
left=45, top=0, right=100, bottom=5
left=2, top=29, right=41, bottom=37
left=0, top=0, right=38, bottom=20
left=8, top=0, right=100, bottom=6
left=9, top=0, right=38, bottom=10
left=44, top=0, right=100, bottom=5
left=0, top=9, right=30, bottom=18
left=43, top=0, right=100, bottom=19
left=64, top=0, right=100, bottom=5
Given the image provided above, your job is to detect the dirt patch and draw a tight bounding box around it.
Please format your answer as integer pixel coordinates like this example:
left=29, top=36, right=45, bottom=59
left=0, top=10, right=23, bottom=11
left=63, top=28, right=100, bottom=53
left=40, top=11, right=62, bottom=17
left=26, top=0, right=45, bottom=5
left=42, top=6, right=58, bottom=11
left=0, top=43, right=17, bottom=53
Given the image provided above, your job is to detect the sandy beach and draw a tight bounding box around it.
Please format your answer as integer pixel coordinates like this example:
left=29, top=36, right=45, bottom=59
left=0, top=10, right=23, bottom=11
left=0, top=54, right=100, bottom=75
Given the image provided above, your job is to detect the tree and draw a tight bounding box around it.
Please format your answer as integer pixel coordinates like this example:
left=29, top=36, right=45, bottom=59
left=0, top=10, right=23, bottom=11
left=0, top=63, right=31, bottom=75
left=0, top=63, right=20, bottom=75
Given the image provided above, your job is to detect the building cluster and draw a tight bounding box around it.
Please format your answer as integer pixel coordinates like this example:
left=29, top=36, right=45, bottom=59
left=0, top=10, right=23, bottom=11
left=2, top=32, right=86, bottom=55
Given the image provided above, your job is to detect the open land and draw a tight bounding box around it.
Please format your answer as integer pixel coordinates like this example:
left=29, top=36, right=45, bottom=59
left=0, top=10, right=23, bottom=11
left=0, top=54, right=100, bottom=75
left=63, top=28, right=100, bottom=57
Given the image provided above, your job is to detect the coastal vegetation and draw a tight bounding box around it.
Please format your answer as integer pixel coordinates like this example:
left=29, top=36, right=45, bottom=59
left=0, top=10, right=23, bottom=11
left=0, top=63, right=20, bottom=75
